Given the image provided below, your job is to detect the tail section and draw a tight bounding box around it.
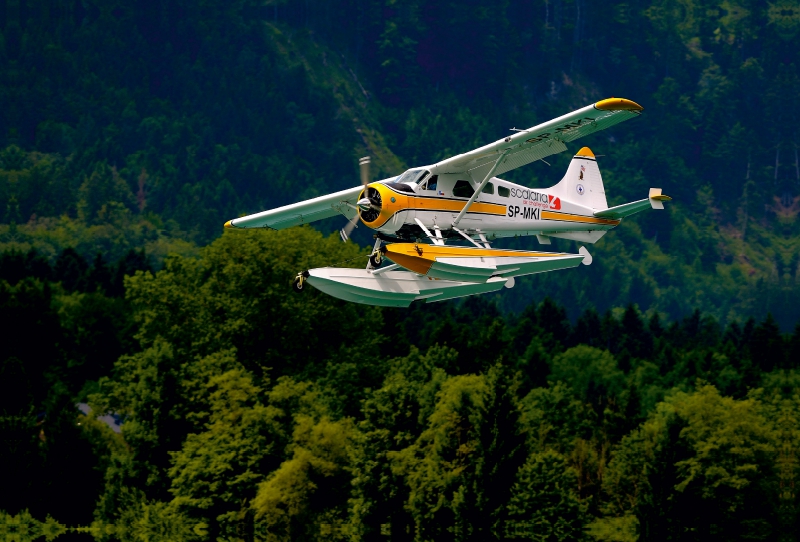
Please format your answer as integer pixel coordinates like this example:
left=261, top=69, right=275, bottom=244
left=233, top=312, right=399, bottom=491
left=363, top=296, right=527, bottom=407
left=548, top=147, right=608, bottom=210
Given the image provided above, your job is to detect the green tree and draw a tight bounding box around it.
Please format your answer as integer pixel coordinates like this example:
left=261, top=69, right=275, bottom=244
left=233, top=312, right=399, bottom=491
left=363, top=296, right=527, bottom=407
left=350, top=345, right=454, bottom=539
left=251, top=416, right=357, bottom=542
left=505, top=450, right=587, bottom=541
left=93, top=339, right=181, bottom=507
left=548, top=346, right=626, bottom=416
left=77, top=163, right=136, bottom=224
left=749, top=314, right=786, bottom=371
left=600, top=385, right=779, bottom=541
left=390, top=372, right=489, bottom=540
left=125, top=227, right=383, bottom=378
left=168, top=365, right=284, bottom=536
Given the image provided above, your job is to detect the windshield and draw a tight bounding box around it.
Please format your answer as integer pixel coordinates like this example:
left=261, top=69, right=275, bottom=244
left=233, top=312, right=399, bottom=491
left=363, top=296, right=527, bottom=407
left=395, top=169, right=429, bottom=185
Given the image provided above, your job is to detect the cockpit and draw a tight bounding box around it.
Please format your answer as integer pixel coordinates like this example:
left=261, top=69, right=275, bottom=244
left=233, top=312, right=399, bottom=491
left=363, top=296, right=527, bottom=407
left=384, top=169, right=431, bottom=194
left=395, top=169, right=429, bottom=185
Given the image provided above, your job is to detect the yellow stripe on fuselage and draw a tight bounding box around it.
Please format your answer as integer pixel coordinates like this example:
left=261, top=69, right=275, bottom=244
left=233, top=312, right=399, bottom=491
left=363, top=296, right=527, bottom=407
left=406, top=196, right=507, bottom=215
left=541, top=211, right=620, bottom=226
left=362, top=184, right=507, bottom=228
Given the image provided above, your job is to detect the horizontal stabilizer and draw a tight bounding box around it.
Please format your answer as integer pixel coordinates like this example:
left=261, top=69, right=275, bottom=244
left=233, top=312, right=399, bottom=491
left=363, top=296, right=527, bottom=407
left=593, top=188, right=671, bottom=219
left=648, top=187, right=672, bottom=210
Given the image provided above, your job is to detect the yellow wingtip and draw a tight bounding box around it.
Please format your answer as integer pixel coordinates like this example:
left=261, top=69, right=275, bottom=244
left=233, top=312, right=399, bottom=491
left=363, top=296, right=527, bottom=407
left=575, top=147, right=595, bottom=158
left=651, top=194, right=672, bottom=201
left=224, top=220, right=233, bottom=229
left=595, top=97, right=644, bottom=111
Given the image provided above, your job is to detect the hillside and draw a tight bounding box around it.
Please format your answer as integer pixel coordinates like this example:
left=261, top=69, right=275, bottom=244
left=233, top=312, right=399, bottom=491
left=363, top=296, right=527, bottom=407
left=2, top=0, right=800, bottom=328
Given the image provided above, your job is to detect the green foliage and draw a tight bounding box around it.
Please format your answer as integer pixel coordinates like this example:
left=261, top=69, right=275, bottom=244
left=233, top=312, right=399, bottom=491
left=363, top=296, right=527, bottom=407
left=520, top=382, right=594, bottom=455
left=5, top=229, right=800, bottom=539
left=506, top=450, right=588, bottom=542
left=97, top=494, right=200, bottom=542
left=348, top=346, right=454, bottom=538
left=601, top=385, right=779, bottom=540
left=386, top=366, right=526, bottom=541
left=169, top=366, right=283, bottom=534
left=252, top=416, right=357, bottom=541
left=0, top=510, right=67, bottom=542
left=77, top=163, right=137, bottom=224
left=548, top=346, right=625, bottom=405
left=125, top=227, right=382, bottom=376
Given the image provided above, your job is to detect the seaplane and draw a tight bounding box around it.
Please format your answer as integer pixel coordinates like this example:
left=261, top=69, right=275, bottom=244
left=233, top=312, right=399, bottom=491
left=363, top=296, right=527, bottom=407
left=224, top=98, right=671, bottom=307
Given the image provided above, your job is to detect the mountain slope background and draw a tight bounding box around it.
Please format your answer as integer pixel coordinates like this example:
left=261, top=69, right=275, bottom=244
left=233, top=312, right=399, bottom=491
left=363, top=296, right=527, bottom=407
left=2, top=0, right=800, bottom=327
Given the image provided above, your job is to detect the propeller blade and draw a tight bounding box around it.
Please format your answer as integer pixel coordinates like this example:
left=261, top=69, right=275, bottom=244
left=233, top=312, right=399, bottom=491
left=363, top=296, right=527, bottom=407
left=341, top=156, right=372, bottom=242
left=340, top=215, right=359, bottom=242
left=359, top=156, right=371, bottom=186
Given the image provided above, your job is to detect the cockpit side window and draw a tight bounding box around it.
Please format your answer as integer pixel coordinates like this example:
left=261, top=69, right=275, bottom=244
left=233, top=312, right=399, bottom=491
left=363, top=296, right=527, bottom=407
left=397, top=169, right=429, bottom=185
left=426, top=175, right=438, bottom=191
left=482, top=182, right=494, bottom=194
left=453, top=180, right=475, bottom=198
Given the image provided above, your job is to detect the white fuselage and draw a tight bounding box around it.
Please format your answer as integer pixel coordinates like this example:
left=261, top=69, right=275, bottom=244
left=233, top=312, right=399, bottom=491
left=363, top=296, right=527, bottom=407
left=368, top=174, right=619, bottom=243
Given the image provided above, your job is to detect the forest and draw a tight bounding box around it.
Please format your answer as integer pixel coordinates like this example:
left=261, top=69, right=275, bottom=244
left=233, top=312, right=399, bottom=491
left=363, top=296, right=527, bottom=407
left=4, top=229, right=800, bottom=541
left=2, top=0, right=800, bottom=540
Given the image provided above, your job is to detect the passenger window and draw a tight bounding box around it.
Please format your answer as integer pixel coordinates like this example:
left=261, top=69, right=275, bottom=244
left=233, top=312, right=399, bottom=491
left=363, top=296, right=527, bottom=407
left=427, top=175, right=438, bottom=191
left=453, top=180, right=475, bottom=198
left=498, top=186, right=510, bottom=197
left=482, top=182, right=494, bottom=194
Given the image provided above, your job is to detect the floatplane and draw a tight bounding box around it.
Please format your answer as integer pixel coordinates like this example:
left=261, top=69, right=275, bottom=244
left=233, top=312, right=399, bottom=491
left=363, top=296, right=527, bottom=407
left=224, top=98, right=670, bottom=307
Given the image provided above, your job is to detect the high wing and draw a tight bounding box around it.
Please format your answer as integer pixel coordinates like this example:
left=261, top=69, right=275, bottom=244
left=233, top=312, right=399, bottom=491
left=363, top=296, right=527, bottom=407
left=225, top=98, right=642, bottom=230
left=225, top=185, right=362, bottom=230
left=429, top=98, right=643, bottom=183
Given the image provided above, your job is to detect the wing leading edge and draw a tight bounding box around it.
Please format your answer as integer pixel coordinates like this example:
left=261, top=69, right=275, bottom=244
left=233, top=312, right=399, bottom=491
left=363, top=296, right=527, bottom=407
left=225, top=185, right=363, bottom=230
left=431, top=98, right=643, bottom=182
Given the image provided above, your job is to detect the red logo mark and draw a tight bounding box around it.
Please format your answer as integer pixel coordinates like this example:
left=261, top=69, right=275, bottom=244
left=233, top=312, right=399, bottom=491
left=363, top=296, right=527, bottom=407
left=548, top=195, right=561, bottom=210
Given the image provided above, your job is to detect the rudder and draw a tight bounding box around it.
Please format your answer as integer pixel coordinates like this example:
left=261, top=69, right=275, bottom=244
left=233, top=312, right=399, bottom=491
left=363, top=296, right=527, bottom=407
left=548, top=147, right=608, bottom=210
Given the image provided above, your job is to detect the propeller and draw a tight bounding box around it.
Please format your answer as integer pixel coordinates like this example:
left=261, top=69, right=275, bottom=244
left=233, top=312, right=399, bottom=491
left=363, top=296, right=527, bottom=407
left=340, top=156, right=372, bottom=242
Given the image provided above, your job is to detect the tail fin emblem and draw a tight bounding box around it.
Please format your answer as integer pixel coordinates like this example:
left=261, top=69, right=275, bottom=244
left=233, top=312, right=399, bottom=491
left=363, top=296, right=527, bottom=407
left=548, top=195, right=561, bottom=210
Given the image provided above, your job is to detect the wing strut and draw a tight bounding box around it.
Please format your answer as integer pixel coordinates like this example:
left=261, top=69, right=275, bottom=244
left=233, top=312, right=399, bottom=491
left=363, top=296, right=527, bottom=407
left=452, top=149, right=510, bottom=228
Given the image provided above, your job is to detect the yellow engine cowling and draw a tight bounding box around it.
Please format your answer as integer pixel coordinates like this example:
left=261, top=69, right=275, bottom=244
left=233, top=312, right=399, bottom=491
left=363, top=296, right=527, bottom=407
left=359, top=183, right=411, bottom=230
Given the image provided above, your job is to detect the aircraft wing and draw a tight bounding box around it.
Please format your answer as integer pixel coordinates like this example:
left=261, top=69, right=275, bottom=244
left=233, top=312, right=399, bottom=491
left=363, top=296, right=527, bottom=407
left=225, top=185, right=362, bottom=230
left=430, top=98, right=643, bottom=182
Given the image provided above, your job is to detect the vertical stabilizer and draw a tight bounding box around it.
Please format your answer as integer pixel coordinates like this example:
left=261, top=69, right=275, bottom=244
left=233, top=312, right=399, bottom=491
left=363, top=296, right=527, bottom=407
left=548, top=147, right=608, bottom=210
